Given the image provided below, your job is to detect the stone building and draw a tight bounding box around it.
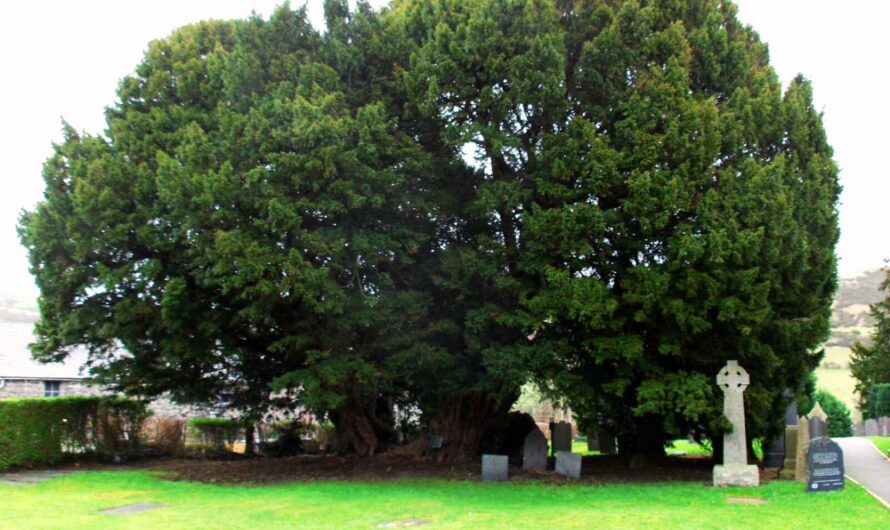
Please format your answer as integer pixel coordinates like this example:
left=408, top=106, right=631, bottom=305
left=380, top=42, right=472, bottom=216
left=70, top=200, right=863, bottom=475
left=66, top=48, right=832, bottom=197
left=0, top=320, right=213, bottom=419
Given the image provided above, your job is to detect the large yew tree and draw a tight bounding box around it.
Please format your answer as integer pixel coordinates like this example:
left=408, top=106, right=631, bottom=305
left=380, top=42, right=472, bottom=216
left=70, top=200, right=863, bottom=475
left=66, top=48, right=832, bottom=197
left=21, top=0, right=839, bottom=460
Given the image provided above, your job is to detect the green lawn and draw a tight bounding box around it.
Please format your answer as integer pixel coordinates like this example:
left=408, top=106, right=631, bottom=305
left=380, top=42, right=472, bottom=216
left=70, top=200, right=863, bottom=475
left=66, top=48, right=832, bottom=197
left=0, top=471, right=887, bottom=529
left=868, top=436, right=890, bottom=456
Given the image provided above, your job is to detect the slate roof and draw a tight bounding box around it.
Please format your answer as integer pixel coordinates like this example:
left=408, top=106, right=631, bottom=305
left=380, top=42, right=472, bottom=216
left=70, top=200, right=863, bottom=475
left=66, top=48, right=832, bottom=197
left=0, top=321, right=90, bottom=380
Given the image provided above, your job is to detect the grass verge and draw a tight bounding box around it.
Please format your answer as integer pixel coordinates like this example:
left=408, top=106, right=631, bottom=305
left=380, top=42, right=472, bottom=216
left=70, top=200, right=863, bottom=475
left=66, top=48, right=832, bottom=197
left=0, top=470, right=887, bottom=529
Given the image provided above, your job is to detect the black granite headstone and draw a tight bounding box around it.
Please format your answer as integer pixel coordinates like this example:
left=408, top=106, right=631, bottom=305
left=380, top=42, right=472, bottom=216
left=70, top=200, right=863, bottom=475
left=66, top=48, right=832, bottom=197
left=763, top=435, right=785, bottom=468
left=805, top=438, right=844, bottom=493
left=598, top=432, right=616, bottom=454
left=549, top=421, right=572, bottom=457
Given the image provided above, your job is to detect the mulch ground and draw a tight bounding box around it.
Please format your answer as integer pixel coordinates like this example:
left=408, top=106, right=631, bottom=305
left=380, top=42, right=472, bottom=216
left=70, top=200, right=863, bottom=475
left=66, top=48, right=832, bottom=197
left=131, top=454, right=749, bottom=486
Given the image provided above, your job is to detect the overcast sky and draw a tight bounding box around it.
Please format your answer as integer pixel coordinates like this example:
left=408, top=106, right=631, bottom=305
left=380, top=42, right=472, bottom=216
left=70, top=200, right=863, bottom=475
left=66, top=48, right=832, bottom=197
left=1, top=1, right=886, bottom=300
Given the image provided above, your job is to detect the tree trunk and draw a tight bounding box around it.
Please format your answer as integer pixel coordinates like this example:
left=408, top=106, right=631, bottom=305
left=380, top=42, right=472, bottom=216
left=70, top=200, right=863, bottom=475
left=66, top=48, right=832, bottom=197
left=391, top=392, right=515, bottom=462
left=331, top=395, right=397, bottom=456
left=244, top=423, right=256, bottom=456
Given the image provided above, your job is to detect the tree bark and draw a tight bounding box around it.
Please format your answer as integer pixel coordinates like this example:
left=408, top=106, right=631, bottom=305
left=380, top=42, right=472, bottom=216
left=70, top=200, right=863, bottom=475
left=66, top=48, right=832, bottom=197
left=244, top=423, right=256, bottom=457
left=330, top=395, right=397, bottom=456
left=390, top=392, right=515, bottom=462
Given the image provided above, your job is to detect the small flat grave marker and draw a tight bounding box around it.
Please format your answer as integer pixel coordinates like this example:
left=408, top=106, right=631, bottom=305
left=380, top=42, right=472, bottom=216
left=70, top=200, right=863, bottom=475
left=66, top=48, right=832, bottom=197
left=482, top=454, right=508, bottom=481
left=805, top=438, right=844, bottom=493
left=377, top=519, right=431, bottom=528
left=555, top=451, right=582, bottom=479
left=726, top=496, right=768, bottom=506
left=98, top=503, right=166, bottom=516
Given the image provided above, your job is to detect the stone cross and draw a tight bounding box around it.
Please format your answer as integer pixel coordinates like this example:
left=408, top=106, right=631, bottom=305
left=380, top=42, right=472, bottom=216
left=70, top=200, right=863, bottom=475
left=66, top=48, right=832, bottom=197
left=717, top=360, right=750, bottom=466
left=713, top=360, right=759, bottom=487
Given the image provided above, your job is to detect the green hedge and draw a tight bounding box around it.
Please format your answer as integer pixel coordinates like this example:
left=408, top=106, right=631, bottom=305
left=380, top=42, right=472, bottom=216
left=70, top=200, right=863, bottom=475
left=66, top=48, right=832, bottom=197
left=187, top=417, right=245, bottom=454
left=868, top=384, right=890, bottom=419
left=0, top=396, right=150, bottom=471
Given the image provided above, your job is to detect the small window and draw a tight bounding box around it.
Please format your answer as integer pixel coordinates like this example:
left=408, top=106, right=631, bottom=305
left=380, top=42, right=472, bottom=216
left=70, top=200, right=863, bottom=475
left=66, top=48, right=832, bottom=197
left=44, top=381, right=61, bottom=397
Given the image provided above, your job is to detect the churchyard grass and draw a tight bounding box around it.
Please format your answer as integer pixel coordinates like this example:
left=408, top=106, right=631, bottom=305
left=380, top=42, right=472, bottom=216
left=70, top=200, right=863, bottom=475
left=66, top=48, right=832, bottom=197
left=868, top=436, right=890, bottom=455
left=1, top=470, right=887, bottom=529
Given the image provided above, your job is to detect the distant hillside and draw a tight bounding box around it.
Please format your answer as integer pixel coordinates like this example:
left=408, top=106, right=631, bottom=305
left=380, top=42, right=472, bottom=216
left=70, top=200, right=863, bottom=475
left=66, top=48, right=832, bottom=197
left=832, top=268, right=886, bottom=329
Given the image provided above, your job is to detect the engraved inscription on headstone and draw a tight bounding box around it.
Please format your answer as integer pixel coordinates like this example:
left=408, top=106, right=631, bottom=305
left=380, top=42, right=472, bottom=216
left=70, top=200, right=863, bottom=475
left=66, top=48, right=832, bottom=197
left=522, top=429, right=548, bottom=471
left=555, top=451, right=582, bottom=479
left=713, top=361, right=760, bottom=487
left=805, top=438, right=844, bottom=493
left=482, top=454, right=509, bottom=481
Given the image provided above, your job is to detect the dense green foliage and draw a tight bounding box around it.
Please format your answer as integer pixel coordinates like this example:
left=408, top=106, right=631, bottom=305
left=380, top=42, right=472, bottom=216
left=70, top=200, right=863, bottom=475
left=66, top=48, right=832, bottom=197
left=187, top=417, right=245, bottom=453
left=0, top=397, right=149, bottom=471
left=1, top=471, right=888, bottom=529
left=865, top=384, right=890, bottom=420
left=812, top=390, right=852, bottom=437
left=19, top=0, right=838, bottom=458
left=851, top=270, right=890, bottom=416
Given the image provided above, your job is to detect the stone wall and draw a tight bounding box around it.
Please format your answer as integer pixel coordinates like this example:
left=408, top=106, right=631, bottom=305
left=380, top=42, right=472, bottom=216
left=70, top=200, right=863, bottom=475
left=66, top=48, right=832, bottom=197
left=0, top=379, right=97, bottom=399
left=0, top=378, right=217, bottom=419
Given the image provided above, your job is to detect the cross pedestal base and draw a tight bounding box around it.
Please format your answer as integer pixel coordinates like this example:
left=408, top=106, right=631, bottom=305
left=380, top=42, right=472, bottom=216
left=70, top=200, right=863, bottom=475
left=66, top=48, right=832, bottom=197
left=713, top=464, right=760, bottom=487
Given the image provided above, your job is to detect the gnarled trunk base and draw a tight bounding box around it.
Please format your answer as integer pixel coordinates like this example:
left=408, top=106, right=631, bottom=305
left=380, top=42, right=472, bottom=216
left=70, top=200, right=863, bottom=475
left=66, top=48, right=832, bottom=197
left=331, top=396, right=397, bottom=456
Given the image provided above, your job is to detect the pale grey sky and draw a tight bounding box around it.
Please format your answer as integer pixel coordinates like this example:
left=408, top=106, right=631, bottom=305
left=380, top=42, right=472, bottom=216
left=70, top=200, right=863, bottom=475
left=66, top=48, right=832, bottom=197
left=1, top=1, right=885, bottom=301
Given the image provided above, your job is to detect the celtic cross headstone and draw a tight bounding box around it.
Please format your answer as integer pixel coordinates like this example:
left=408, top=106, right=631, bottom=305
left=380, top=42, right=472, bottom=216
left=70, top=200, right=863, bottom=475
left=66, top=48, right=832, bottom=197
left=713, top=360, right=760, bottom=487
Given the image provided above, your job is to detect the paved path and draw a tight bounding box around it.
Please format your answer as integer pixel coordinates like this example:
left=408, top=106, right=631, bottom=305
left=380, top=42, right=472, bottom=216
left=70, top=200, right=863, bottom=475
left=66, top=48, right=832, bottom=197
left=835, top=437, right=890, bottom=507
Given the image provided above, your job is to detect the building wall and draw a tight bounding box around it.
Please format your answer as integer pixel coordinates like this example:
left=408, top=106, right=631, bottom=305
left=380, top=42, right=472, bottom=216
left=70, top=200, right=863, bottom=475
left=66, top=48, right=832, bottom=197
left=0, top=379, right=96, bottom=399
left=0, top=379, right=216, bottom=419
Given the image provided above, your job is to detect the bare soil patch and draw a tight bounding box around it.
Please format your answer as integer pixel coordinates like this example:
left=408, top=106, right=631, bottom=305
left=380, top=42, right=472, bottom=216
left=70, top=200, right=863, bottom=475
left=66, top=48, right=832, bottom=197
left=134, top=454, right=728, bottom=486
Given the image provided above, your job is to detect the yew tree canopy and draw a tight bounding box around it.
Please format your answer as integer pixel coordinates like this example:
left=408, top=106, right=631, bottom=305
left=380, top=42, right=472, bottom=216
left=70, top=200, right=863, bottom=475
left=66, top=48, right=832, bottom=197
left=20, top=0, right=838, bottom=451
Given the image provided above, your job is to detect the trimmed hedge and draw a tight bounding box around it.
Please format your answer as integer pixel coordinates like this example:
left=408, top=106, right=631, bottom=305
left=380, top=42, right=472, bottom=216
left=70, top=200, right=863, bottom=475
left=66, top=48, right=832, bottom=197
left=868, top=384, right=890, bottom=419
left=0, top=396, right=150, bottom=471
left=188, top=417, right=245, bottom=454
left=813, top=390, right=853, bottom=437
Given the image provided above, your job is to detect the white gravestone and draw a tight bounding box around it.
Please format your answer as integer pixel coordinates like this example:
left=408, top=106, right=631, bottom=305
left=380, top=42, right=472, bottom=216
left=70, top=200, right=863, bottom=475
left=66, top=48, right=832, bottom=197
left=713, top=360, right=760, bottom=487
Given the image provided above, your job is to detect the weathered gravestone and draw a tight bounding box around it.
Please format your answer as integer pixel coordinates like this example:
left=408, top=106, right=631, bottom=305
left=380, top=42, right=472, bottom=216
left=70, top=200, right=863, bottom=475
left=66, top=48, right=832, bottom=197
left=586, top=433, right=599, bottom=452
left=805, top=438, right=844, bottom=492
left=482, top=454, right=509, bottom=481
left=808, top=403, right=828, bottom=439
left=780, top=424, right=799, bottom=480
left=865, top=419, right=879, bottom=436
left=550, top=421, right=573, bottom=457
left=429, top=435, right=443, bottom=450
left=853, top=422, right=865, bottom=437
left=795, top=415, right=811, bottom=482
left=597, top=433, right=616, bottom=454
left=881, top=417, right=890, bottom=436
left=522, top=429, right=548, bottom=471
left=772, top=392, right=796, bottom=474
left=713, top=361, right=759, bottom=487
left=555, top=451, right=582, bottom=479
